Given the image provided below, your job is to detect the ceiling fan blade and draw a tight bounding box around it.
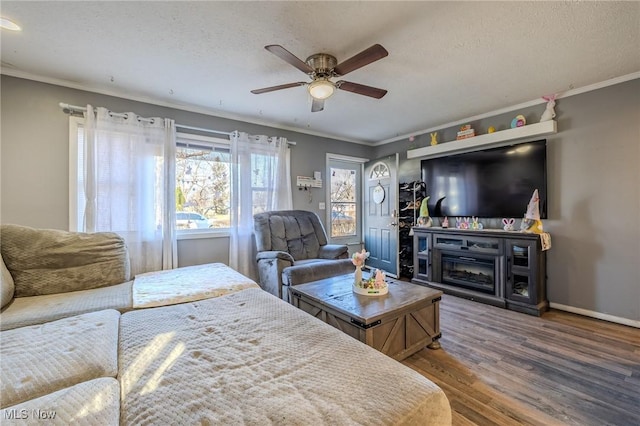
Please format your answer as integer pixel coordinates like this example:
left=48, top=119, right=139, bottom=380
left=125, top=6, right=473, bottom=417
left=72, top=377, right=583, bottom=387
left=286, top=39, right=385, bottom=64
left=311, top=98, right=324, bottom=112
left=337, top=81, right=387, bottom=99
left=333, top=44, right=388, bottom=76
left=265, top=45, right=315, bottom=74
left=251, top=82, right=307, bottom=94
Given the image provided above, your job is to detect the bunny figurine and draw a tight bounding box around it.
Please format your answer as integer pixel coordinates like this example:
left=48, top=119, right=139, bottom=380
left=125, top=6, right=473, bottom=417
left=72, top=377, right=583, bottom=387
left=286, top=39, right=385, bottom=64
left=540, top=95, right=557, bottom=122
left=430, top=132, right=438, bottom=146
left=375, top=269, right=386, bottom=288
left=442, top=216, right=449, bottom=228
left=455, top=217, right=462, bottom=229
left=460, top=217, right=470, bottom=229
left=502, top=218, right=515, bottom=231
left=472, top=217, right=483, bottom=230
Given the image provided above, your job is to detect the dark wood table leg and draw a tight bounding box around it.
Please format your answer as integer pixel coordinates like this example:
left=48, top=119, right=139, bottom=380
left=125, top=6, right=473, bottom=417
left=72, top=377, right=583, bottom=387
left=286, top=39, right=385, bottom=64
left=427, top=340, right=441, bottom=350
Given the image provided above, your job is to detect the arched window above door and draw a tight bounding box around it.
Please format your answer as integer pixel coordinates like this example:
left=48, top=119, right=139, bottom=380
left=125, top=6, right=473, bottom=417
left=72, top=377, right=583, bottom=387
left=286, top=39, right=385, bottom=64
left=369, top=162, right=390, bottom=180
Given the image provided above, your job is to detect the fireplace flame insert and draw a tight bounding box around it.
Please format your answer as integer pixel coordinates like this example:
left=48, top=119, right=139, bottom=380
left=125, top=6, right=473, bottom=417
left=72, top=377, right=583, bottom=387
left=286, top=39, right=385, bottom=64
left=440, top=253, right=496, bottom=294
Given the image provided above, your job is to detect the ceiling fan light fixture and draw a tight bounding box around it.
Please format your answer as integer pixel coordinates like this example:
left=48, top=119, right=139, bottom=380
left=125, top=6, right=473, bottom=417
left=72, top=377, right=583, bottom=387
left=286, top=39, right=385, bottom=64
left=308, top=79, right=335, bottom=100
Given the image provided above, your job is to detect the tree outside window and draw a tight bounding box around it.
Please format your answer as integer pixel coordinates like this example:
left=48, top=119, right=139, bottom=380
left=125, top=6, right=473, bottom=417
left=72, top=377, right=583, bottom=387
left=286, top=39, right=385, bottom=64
left=175, top=138, right=231, bottom=229
left=330, top=167, right=357, bottom=237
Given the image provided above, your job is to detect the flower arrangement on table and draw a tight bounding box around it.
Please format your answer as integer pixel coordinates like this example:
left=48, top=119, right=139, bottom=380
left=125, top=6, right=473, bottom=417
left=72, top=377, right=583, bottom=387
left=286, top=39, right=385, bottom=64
left=351, top=248, right=369, bottom=269
left=351, top=249, right=388, bottom=296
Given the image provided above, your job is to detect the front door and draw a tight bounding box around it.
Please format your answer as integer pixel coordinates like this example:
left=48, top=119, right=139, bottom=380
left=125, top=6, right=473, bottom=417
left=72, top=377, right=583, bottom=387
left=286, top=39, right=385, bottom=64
left=364, top=154, right=399, bottom=277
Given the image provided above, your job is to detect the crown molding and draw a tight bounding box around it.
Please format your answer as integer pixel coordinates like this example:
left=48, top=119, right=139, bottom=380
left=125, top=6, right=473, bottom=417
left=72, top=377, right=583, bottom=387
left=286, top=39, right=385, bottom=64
left=3, top=68, right=637, bottom=148
left=0, top=68, right=370, bottom=146
left=374, top=71, right=640, bottom=146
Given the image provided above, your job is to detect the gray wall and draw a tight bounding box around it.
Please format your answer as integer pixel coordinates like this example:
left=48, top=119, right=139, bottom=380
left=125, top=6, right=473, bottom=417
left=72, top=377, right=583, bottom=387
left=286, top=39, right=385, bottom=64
left=0, top=75, right=370, bottom=267
left=2, top=75, right=638, bottom=322
left=374, top=79, right=640, bottom=323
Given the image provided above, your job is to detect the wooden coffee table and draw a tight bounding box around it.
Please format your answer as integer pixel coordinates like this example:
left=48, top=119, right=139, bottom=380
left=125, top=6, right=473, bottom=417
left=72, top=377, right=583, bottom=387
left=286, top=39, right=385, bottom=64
left=289, top=273, right=443, bottom=361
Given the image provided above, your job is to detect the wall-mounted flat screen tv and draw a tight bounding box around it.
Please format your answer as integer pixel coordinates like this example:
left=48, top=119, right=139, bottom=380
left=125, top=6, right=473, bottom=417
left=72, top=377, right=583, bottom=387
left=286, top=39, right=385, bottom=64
left=420, top=140, right=547, bottom=219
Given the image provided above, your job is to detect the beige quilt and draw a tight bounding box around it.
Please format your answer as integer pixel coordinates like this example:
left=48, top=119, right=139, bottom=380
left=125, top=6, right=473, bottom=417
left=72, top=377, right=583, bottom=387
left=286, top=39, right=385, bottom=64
left=132, top=263, right=259, bottom=308
left=0, top=378, right=120, bottom=425
left=0, top=281, right=132, bottom=331
left=119, top=288, right=451, bottom=425
left=1, top=310, right=120, bottom=408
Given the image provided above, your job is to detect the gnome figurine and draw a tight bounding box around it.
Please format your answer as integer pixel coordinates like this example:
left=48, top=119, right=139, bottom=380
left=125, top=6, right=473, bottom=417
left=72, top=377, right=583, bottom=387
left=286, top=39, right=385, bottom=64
left=520, top=189, right=544, bottom=234
left=417, top=196, right=433, bottom=227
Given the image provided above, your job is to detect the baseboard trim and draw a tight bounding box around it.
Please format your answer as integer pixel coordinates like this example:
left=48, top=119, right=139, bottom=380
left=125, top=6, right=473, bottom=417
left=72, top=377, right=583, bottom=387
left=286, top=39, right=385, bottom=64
left=550, top=303, right=640, bottom=329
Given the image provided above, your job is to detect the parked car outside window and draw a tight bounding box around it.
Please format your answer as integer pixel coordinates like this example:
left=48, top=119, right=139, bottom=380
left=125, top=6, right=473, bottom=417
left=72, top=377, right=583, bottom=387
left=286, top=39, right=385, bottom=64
left=176, top=211, right=211, bottom=229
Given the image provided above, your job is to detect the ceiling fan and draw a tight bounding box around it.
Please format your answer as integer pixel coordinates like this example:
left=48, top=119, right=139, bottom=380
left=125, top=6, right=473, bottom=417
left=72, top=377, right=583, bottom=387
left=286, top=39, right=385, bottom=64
left=251, top=44, right=389, bottom=112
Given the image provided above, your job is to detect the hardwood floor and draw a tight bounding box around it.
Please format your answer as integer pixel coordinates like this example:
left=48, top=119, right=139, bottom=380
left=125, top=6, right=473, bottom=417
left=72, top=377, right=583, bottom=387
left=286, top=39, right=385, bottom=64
left=402, top=295, right=640, bottom=426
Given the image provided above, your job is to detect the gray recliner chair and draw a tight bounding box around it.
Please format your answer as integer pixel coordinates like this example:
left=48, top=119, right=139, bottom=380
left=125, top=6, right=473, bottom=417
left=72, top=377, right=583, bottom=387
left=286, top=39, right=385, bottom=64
left=253, top=210, right=355, bottom=302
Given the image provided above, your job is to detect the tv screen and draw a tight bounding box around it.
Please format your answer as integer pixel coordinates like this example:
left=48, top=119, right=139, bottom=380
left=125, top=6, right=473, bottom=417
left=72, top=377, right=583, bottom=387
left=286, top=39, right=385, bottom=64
left=421, top=140, right=547, bottom=219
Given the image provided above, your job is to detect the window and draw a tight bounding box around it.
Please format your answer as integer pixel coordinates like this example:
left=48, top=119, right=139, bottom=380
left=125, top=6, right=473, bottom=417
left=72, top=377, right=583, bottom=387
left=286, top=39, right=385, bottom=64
left=175, top=133, right=231, bottom=231
left=370, top=162, right=390, bottom=179
left=330, top=167, right=357, bottom=238
left=70, top=122, right=232, bottom=233
left=250, top=152, right=279, bottom=216
left=326, top=155, right=366, bottom=245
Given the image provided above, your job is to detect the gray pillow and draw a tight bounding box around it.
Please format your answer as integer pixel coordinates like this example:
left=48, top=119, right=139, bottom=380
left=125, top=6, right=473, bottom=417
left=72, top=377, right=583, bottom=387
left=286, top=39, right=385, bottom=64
left=0, top=224, right=131, bottom=297
left=1, top=255, right=15, bottom=309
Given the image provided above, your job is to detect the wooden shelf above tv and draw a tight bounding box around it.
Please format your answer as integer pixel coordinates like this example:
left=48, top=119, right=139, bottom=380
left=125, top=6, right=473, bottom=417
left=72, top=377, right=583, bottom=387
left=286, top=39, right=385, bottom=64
left=407, top=120, right=557, bottom=160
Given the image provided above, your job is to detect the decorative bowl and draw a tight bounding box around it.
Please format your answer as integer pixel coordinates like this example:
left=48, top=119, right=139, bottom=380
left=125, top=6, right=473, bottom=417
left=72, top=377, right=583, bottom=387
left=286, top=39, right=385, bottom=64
left=352, top=281, right=388, bottom=296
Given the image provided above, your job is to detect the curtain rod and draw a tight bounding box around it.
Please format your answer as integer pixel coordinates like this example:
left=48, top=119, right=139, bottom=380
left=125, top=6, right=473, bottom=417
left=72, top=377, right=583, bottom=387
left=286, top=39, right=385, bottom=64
left=59, top=102, right=159, bottom=123
left=59, top=102, right=232, bottom=137
left=176, top=123, right=231, bottom=137
left=59, top=102, right=296, bottom=145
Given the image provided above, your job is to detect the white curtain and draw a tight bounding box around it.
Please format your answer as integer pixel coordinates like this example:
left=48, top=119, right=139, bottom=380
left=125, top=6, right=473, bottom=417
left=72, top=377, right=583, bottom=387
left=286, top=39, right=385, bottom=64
left=229, top=131, right=292, bottom=279
left=83, top=105, right=177, bottom=275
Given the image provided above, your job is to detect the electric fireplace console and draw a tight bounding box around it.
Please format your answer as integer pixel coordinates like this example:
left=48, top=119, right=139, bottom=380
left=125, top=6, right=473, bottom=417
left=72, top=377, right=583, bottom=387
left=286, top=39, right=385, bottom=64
left=411, top=227, right=548, bottom=316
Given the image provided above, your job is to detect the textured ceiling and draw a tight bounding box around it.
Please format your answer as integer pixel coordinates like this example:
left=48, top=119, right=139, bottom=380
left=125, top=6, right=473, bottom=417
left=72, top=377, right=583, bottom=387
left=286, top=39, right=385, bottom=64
left=1, top=1, right=639, bottom=144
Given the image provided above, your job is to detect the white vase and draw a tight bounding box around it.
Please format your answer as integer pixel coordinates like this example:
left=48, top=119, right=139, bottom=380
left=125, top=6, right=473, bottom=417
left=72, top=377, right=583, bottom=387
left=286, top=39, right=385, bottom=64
left=354, top=266, right=363, bottom=286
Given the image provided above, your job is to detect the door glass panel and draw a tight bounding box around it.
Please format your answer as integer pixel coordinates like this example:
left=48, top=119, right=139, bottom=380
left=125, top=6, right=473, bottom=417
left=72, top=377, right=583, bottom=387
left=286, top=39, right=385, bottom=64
left=370, top=162, right=390, bottom=179
left=418, top=258, right=428, bottom=276
left=436, top=237, right=463, bottom=247
left=418, top=236, right=428, bottom=254
left=466, top=239, right=499, bottom=251
left=512, top=244, right=530, bottom=268
left=512, top=273, right=530, bottom=297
